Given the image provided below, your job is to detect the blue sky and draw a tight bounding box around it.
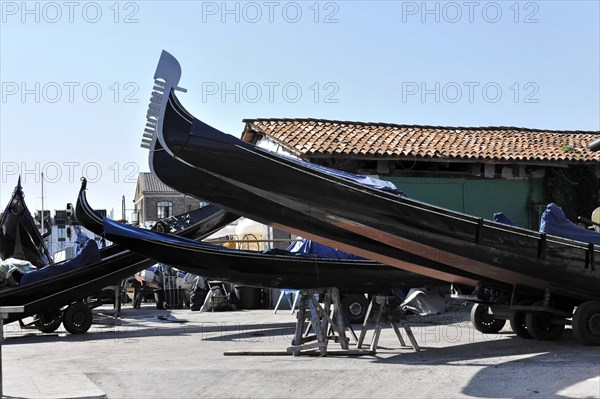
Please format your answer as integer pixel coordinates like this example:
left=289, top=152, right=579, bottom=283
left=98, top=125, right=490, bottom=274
left=1, top=0, right=599, bottom=215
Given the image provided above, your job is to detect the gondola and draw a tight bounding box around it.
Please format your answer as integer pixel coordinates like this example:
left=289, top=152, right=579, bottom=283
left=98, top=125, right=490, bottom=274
left=0, top=179, right=237, bottom=333
left=0, top=177, right=52, bottom=266
left=141, top=136, right=448, bottom=319
left=144, top=51, right=600, bottom=344
left=100, top=212, right=440, bottom=293
left=143, top=52, right=511, bottom=292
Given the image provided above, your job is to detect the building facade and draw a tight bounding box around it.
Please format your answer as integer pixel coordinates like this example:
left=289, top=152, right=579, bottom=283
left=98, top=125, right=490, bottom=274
left=132, top=173, right=202, bottom=226
left=35, top=207, right=106, bottom=261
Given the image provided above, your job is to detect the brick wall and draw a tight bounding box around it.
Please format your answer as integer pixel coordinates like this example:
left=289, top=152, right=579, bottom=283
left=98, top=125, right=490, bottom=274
left=140, top=195, right=201, bottom=223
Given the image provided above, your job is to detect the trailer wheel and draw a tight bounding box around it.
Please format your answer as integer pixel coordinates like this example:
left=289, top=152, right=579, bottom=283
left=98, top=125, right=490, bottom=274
left=525, top=301, right=565, bottom=341
left=471, top=304, right=506, bottom=333
left=572, top=301, right=600, bottom=346
left=342, top=294, right=368, bottom=324
left=63, top=303, right=93, bottom=334
left=510, top=300, right=532, bottom=339
left=36, top=311, right=63, bottom=333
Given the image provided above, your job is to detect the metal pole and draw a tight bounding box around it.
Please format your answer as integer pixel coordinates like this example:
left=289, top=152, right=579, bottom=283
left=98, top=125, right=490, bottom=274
left=40, top=172, right=44, bottom=243
left=122, top=195, right=126, bottom=222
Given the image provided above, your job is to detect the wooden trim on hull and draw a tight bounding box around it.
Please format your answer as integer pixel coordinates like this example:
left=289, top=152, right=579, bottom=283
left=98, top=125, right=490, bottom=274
left=268, top=222, right=480, bottom=287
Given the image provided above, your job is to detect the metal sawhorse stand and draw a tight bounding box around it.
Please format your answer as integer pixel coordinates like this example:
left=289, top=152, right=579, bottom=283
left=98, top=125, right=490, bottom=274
left=0, top=306, right=25, bottom=398
left=287, top=288, right=356, bottom=356
left=356, top=293, right=420, bottom=353
left=273, top=289, right=300, bottom=314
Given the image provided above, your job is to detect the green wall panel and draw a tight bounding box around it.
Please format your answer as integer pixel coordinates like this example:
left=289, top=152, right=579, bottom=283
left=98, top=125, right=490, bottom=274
left=384, top=177, right=544, bottom=228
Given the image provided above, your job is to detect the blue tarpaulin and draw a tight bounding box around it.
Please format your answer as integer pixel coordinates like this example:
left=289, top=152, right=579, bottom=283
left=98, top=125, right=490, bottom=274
left=73, top=225, right=91, bottom=254
left=493, top=212, right=516, bottom=226
left=287, top=239, right=364, bottom=260
left=20, top=240, right=101, bottom=285
left=540, top=203, right=600, bottom=245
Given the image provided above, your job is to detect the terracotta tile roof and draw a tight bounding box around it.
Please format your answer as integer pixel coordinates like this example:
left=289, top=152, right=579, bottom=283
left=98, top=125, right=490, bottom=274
left=242, top=119, right=600, bottom=163
left=138, top=172, right=177, bottom=193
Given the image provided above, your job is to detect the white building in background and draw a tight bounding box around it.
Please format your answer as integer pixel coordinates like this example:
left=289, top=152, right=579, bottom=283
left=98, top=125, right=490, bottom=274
left=204, top=217, right=296, bottom=252
left=35, top=207, right=107, bottom=262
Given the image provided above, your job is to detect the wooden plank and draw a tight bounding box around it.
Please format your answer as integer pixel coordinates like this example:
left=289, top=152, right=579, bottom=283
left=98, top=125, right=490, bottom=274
left=391, top=322, right=406, bottom=347
left=223, top=349, right=375, bottom=357
left=223, top=350, right=292, bottom=356
left=287, top=341, right=325, bottom=353
left=357, top=296, right=375, bottom=348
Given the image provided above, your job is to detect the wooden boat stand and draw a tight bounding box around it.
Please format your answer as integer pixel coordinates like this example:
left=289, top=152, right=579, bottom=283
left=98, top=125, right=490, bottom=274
left=356, top=293, right=420, bottom=353
left=285, top=288, right=420, bottom=356
left=287, top=288, right=351, bottom=356
left=224, top=288, right=420, bottom=357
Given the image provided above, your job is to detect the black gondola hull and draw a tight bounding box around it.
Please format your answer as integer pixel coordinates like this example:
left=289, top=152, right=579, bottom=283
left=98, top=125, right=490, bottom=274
left=148, top=93, right=503, bottom=289
left=174, top=116, right=600, bottom=297
left=0, top=178, right=52, bottom=266
left=102, top=217, right=440, bottom=292
left=150, top=51, right=599, bottom=300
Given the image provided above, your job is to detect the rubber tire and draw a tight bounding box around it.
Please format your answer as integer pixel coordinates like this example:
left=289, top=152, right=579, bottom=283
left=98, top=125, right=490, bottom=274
left=525, top=301, right=565, bottom=341
left=471, top=303, right=506, bottom=333
left=63, top=303, right=93, bottom=334
left=572, top=301, right=600, bottom=346
left=342, top=294, right=368, bottom=324
left=510, top=300, right=533, bottom=339
left=36, top=311, right=63, bottom=333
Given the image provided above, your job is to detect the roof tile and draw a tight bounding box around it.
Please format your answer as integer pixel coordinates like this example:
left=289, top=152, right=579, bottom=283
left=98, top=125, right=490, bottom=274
left=138, top=172, right=177, bottom=193
left=243, top=119, right=600, bottom=162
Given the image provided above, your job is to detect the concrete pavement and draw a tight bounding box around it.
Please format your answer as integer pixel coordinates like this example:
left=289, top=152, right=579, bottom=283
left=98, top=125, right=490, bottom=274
left=2, top=304, right=599, bottom=398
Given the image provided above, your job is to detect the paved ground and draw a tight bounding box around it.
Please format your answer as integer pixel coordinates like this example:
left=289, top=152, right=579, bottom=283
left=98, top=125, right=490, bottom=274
left=2, top=303, right=599, bottom=399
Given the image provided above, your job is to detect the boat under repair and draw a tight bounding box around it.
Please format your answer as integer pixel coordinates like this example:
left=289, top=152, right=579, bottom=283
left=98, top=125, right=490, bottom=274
left=140, top=50, right=600, bottom=345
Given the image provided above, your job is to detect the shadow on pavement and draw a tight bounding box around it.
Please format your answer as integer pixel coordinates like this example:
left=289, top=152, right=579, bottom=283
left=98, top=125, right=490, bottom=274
left=371, top=333, right=600, bottom=398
